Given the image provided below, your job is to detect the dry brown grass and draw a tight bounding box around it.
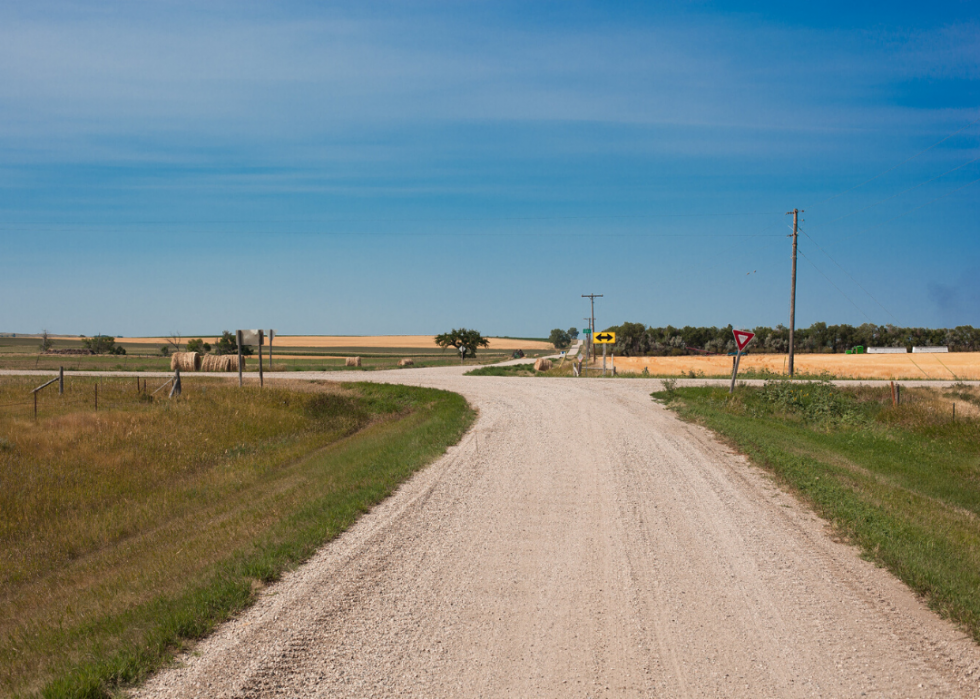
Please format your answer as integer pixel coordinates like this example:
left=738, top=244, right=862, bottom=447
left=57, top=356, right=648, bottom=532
left=0, top=376, right=372, bottom=693
left=606, top=352, right=980, bottom=380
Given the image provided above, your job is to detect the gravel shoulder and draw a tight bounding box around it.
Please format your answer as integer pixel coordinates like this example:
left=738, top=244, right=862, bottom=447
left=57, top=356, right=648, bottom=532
left=38, top=367, right=980, bottom=697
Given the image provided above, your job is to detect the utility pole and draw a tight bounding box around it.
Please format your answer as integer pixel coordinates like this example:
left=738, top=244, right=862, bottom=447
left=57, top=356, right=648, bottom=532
left=582, top=293, right=602, bottom=368
left=583, top=317, right=591, bottom=365
left=787, top=209, right=800, bottom=378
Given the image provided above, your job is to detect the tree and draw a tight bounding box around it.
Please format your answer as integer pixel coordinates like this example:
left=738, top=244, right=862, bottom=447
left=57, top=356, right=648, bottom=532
left=549, top=328, right=571, bottom=349
left=214, top=330, right=253, bottom=356
left=435, top=328, right=489, bottom=362
left=611, top=322, right=648, bottom=356
left=567, top=327, right=579, bottom=340
left=82, top=335, right=126, bottom=355
left=186, top=338, right=211, bottom=354
left=167, top=331, right=182, bottom=354
left=39, top=330, right=53, bottom=352
left=160, top=346, right=170, bottom=357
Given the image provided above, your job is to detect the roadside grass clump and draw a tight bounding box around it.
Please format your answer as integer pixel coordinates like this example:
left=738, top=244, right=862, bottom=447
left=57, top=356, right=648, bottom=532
left=653, top=381, right=980, bottom=643
left=0, top=376, right=474, bottom=697
left=757, top=380, right=864, bottom=426
left=466, top=363, right=539, bottom=377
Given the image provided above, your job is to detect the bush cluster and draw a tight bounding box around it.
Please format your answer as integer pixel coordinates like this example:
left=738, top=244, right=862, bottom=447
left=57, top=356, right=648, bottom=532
left=600, top=321, right=980, bottom=356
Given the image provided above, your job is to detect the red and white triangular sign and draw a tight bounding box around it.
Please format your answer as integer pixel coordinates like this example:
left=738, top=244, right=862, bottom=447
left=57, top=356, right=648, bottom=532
left=733, top=329, right=755, bottom=352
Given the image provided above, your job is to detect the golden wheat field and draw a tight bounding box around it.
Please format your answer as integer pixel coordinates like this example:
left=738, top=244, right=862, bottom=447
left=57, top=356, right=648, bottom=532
left=604, top=352, right=980, bottom=380
left=114, top=335, right=552, bottom=350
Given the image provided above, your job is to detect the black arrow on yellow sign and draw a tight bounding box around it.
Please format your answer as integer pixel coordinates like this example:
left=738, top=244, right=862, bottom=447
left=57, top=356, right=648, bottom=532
left=594, top=332, right=616, bottom=343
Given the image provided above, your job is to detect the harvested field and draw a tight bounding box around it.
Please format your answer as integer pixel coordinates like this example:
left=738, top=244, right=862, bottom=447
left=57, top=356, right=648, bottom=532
left=117, top=335, right=552, bottom=350
left=607, top=352, right=980, bottom=380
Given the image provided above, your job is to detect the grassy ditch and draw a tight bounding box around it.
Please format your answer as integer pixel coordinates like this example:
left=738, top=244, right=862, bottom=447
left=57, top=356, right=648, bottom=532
left=0, top=376, right=474, bottom=697
left=655, top=380, right=980, bottom=642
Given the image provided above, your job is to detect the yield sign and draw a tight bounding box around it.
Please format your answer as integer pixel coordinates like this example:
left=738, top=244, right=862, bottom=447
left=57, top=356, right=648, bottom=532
left=733, top=329, right=755, bottom=352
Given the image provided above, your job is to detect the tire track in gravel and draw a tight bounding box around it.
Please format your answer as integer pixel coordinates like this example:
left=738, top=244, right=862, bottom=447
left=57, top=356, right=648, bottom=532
left=134, top=369, right=980, bottom=698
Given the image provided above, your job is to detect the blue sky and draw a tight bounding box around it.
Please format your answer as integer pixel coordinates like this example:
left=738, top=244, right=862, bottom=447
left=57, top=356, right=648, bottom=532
left=1, top=1, right=978, bottom=337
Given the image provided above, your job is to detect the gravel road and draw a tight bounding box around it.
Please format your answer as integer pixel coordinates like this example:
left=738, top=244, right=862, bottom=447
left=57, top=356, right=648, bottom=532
left=120, top=367, right=980, bottom=697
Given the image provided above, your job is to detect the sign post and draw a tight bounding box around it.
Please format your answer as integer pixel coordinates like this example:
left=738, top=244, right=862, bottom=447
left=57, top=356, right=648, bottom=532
left=269, top=329, right=277, bottom=373
left=729, top=329, right=755, bottom=394
left=593, top=332, right=616, bottom=378
left=236, top=329, right=263, bottom=387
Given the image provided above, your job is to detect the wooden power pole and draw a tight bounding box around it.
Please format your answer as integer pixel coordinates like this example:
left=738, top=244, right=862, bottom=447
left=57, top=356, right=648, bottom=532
left=582, top=293, right=603, bottom=366
left=787, top=208, right=799, bottom=377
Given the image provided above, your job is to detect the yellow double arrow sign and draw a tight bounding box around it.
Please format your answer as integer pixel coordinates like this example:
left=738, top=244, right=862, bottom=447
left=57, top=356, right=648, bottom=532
left=592, top=332, right=616, bottom=344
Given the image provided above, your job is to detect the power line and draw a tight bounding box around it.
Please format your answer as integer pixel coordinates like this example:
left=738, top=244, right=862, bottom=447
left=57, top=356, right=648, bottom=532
left=0, top=228, right=788, bottom=238
left=799, top=227, right=899, bottom=323
left=812, top=111, right=980, bottom=207
left=820, top=155, right=980, bottom=227
left=797, top=247, right=873, bottom=323
left=0, top=211, right=785, bottom=228
left=840, top=175, right=980, bottom=242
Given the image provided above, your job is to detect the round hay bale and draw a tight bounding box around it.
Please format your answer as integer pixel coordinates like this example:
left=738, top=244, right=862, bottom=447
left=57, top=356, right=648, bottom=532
left=171, top=352, right=200, bottom=372
left=346, top=357, right=362, bottom=367
left=534, top=358, right=552, bottom=372
left=398, top=358, right=414, bottom=367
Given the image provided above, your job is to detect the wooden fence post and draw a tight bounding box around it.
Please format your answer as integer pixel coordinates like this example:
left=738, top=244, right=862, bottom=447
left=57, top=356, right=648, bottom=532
left=237, top=331, right=244, bottom=388
left=258, top=330, right=264, bottom=388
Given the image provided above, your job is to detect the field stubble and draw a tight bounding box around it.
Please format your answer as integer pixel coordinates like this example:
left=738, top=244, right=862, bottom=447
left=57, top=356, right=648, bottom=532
left=610, top=352, right=980, bottom=380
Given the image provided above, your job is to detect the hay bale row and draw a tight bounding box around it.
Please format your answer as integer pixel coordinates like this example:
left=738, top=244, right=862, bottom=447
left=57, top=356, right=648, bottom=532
left=346, top=357, right=362, bottom=367
left=398, top=358, right=414, bottom=367
left=171, top=352, right=201, bottom=372
left=200, top=354, right=241, bottom=372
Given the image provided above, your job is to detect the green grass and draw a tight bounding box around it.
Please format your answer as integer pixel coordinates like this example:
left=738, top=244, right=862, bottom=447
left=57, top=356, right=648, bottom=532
left=0, top=377, right=474, bottom=697
left=655, top=380, right=980, bottom=642
left=465, top=362, right=541, bottom=377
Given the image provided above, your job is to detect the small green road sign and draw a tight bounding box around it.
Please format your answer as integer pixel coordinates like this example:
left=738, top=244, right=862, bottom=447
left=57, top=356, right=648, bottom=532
left=583, top=328, right=591, bottom=334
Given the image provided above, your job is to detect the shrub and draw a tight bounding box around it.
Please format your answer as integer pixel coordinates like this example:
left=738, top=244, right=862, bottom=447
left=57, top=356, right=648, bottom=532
left=549, top=328, right=571, bottom=349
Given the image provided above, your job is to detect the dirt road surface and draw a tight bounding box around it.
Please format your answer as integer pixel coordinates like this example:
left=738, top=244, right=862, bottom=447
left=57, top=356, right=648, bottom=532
left=124, top=367, right=980, bottom=697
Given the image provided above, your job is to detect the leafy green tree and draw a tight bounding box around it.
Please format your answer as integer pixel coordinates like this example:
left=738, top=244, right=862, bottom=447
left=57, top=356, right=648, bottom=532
left=549, top=328, right=571, bottom=349
left=186, top=338, right=211, bottom=354
left=610, top=322, right=648, bottom=356
left=567, top=327, right=579, bottom=340
left=82, top=335, right=125, bottom=355
left=435, top=328, right=490, bottom=362
left=214, top=330, right=253, bottom=356
left=160, top=346, right=170, bottom=357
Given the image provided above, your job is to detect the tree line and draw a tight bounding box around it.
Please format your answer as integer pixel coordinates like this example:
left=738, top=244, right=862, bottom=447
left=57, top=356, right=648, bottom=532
left=596, top=322, right=980, bottom=356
